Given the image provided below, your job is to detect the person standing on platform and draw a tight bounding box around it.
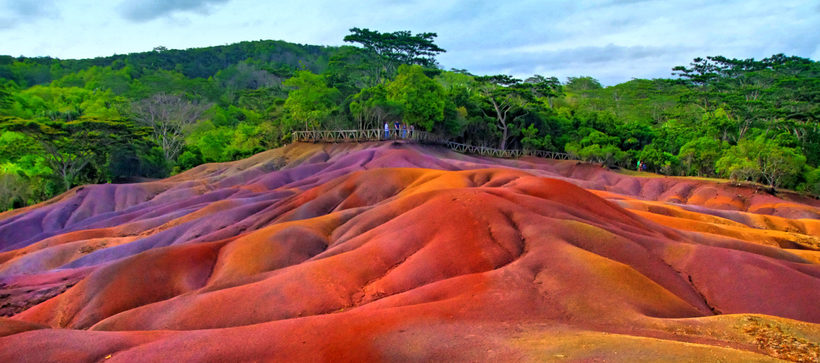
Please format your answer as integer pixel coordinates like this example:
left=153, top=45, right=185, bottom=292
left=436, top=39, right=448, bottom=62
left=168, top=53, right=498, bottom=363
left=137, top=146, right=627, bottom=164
left=384, top=122, right=390, bottom=139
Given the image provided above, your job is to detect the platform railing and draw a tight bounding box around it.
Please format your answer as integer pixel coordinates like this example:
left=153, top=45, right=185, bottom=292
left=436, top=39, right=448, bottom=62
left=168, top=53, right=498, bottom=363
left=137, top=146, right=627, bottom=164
left=291, top=129, right=571, bottom=161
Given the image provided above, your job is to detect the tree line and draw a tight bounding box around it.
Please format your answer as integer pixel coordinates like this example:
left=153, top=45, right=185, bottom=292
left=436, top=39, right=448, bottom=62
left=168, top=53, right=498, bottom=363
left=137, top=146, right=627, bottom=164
left=0, top=29, right=817, bottom=210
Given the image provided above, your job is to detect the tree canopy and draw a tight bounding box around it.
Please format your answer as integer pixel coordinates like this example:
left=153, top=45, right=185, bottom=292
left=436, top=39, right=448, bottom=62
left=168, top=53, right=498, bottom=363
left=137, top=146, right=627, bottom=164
left=343, top=27, right=445, bottom=83
left=283, top=71, right=341, bottom=131
left=0, top=33, right=818, bottom=211
left=385, top=65, right=446, bottom=131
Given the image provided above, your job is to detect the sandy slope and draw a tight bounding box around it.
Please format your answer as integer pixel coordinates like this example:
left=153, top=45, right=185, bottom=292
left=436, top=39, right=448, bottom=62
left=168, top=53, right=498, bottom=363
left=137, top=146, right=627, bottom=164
left=0, top=142, right=818, bottom=361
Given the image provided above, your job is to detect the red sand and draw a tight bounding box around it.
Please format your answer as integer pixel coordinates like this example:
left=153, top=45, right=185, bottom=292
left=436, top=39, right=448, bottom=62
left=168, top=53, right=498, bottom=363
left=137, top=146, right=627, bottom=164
left=0, top=142, right=818, bottom=361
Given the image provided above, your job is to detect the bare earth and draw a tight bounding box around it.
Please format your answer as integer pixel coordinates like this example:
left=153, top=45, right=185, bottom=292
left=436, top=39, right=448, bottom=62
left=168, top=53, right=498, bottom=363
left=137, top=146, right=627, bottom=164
left=0, top=142, right=818, bottom=361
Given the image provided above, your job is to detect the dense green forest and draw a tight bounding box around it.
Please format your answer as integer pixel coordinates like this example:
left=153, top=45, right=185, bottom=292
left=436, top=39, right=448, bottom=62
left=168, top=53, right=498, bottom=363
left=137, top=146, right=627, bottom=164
left=1, top=29, right=818, bottom=210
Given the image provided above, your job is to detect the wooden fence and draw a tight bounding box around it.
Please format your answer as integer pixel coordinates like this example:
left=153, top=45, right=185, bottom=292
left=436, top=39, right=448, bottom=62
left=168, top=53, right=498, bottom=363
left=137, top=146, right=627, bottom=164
left=291, top=129, right=571, bottom=161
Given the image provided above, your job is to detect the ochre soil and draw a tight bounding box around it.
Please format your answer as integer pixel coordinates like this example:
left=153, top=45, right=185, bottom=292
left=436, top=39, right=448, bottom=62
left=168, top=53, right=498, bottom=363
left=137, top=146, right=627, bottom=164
left=1, top=142, right=818, bottom=361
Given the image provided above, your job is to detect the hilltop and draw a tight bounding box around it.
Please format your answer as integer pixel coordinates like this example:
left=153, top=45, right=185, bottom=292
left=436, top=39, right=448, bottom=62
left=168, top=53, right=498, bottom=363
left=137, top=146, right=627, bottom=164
left=2, top=31, right=818, bottom=213
left=0, top=39, right=337, bottom=86
left=0, top=142, right=818, bottom=361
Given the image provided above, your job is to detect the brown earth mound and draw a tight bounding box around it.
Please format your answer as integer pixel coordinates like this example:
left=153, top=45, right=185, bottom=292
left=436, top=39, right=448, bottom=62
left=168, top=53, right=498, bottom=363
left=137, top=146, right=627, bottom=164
left=0, top=142, right=818, bottom=361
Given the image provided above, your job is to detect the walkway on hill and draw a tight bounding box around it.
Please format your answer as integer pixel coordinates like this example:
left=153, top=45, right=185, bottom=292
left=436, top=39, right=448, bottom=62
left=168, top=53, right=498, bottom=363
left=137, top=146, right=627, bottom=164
left=291, top=129, right=571, bottom=160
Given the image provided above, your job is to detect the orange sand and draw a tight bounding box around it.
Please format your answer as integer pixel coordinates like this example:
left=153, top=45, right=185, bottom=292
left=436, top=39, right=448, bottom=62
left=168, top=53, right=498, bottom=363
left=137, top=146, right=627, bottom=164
left=0, top=142, right=818, bottom=361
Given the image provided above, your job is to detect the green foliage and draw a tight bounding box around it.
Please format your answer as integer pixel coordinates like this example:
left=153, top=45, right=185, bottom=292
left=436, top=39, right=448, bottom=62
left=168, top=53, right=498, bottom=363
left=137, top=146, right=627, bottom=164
left=107, top=144, right=170, bottom=181
left=385, top=65, right=445, bottom=131
left=283, top=71, right=340, bottom=130
left=349, top=84, right=401, bottom=129
left=343, top=27, right=445, bottom=83
left=800, top=167, right=820, bottom=196
left=565, top=128, right=628, bottom=167
left=716, top=136, right=806, bottom=188
left=566, top=141, right=628, bottom=168
left=615, top=121, right=656, bottom=151
left=798, top=126, right=820, bottom=167
left=715, top=145, right=762, bottom=184
left=185, top=116, right=268, bottom=165
left=0, top=82, right=14, bottom=110
left=565, top=76, right=602, bottom=92
left=579, top=129, right=619, bottom=148
left=674, top=55, right=818, bottom=145
left=51, top=65, right=134, bottom=94
left=520, top=124, right=553, bottom=150
left=0, top=116, right=149, bottom=191
left=699, top=108, right=737, bottom=141
left=131, top=93, right=210, bottom=165
left=0, top=39, right=342, bottom=209
left=190, top=123, right=234, bottom=162
left=473, top=74, right=533, bottom=150
left=0, top=170, right=31, bottom=211
left=0, top=131, right=54, bottom=209
left=639, top=144, right=681, bottom=175
left=325, top=46, right=382, bottom=92
left=7, top=85, right=125, bottom=121
left=0, top=40, right=335, bottom=88
left=678, top=136, right=725, bottom=176
left=1, top=33, right=818, bottom=211
left=176, top=148, right=204, bottom=172
left=0, top=131, right=39, bottom=161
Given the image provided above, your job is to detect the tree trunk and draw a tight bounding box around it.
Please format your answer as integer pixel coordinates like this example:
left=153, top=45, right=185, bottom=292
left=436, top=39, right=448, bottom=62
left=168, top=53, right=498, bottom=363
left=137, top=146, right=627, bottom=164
left=61, top=167, right=71, bottom=192
left=488, top=97, right=510, bottom=151
left=499, top=125, right=508, bottom=150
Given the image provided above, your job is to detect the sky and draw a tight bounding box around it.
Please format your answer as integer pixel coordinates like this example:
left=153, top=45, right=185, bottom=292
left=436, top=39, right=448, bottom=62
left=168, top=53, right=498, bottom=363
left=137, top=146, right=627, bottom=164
left=1, top=0, right=818, bottom=85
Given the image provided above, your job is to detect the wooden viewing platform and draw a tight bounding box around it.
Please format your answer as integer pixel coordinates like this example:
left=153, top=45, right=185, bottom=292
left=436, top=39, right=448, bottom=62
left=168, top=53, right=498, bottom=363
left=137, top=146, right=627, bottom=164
left=291, top=129, right=572, bottom=160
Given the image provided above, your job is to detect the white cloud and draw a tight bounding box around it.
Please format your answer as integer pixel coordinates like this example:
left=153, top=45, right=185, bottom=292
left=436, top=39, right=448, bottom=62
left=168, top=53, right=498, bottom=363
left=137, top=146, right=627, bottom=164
left=118, top=0, right=232, bottom=22
left=0, top=0, right=817, bottom=85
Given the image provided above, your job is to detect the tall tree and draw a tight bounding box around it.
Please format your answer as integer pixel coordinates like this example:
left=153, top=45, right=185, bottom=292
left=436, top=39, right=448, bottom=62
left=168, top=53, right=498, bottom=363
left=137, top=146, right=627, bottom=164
left=0, top=117, right=145, bottom=191
left=349, top=84, right=401, bottom=130
left=474, top=75, right=530, bottom=150
left=0, top=82, right=13, bottom=110
left=343, top=28, right=446, bottom=83
left=678, top=136, right=724, bottom=176
left=131, top=94, right=209, bottom=165
left=385, top=65, right=446, bottom=131
left=325, top=46, right=382, bottom=92
left=283, top=71, right=340, bottom=131
left=716, top=136, right=806, bottom=189
left=672, top=57, right=722, bottom=112
left=565, top=76, right=603, bottom=92
left=524, top=75, right=563, bottom=108
left=674, top=55, right=818, bottom=143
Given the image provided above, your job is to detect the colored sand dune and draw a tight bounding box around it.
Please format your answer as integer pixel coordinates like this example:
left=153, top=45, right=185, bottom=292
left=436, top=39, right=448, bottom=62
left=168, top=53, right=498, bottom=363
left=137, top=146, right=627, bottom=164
left=1, top=142, right=818, bottom=361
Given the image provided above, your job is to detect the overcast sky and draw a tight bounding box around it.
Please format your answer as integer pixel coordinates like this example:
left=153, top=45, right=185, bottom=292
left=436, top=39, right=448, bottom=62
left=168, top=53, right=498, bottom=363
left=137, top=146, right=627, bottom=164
left=1, top=0, right=817, bottom=85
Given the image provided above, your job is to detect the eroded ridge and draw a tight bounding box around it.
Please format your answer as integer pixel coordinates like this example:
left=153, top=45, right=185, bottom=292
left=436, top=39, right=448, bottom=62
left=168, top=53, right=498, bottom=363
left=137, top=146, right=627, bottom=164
left=0, top=142, right=818, bottom=361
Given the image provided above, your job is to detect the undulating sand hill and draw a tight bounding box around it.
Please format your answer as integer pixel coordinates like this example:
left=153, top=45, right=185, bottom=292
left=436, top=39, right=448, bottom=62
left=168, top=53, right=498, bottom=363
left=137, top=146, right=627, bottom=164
left=1, top=141, right=818, bottom=361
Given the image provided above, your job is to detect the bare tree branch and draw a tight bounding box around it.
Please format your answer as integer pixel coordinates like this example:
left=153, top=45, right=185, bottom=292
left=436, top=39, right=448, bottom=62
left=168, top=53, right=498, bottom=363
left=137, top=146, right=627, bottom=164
left=132, top=94, right=210, bottom=164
